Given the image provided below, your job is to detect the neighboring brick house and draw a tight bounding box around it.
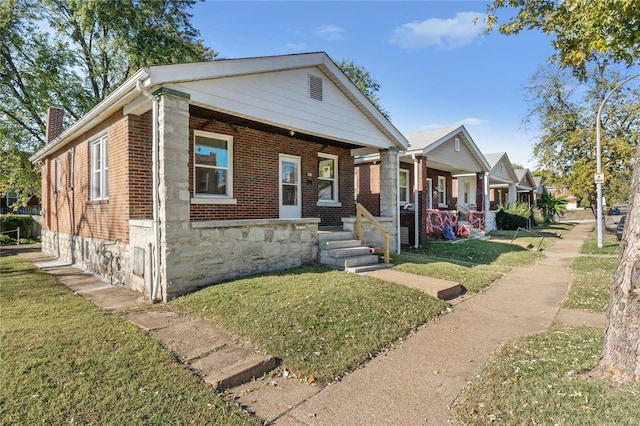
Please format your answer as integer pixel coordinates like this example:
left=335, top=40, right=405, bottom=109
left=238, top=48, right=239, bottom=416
left=355, top=125, right=489, bottom=246
left=30, top=52, right=408, bottom=301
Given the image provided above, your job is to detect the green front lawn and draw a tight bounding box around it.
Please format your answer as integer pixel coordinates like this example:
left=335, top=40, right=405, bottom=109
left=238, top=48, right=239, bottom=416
left=170, top=265, right=447, bottom=384
left=392, top=229, right=564, bottom=293
left=449, top=323, right=640, bottom=424
left=0, top=255, right=259, bottom=426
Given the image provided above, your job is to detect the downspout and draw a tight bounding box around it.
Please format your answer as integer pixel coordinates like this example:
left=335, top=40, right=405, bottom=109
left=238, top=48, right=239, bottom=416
left=412, top=154, right=419, bottom=248
left=136, top=80, right=161, bottom=302
left=396, top=151, right=401, bottom=254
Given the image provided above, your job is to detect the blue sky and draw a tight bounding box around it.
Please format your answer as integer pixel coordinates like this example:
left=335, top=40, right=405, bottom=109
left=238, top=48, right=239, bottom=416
left=191, top=1, right=555, bottom=168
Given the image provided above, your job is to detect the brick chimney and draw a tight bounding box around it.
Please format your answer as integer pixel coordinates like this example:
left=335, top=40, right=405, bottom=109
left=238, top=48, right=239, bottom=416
left=45, top=106, right=64, bottom=143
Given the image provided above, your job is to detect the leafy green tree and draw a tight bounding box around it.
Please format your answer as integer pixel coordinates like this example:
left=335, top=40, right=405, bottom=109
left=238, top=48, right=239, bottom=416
left=486, top=0, right=640, bottom=82
left=0, top=0, right=215, bottom=206
left=486, top=0, right=640, bottom=384
left=337, top=59, right=390, bottom=120
left=537, top=192, right=568, bottom=222
left=524, top=63, right=637, bottom=208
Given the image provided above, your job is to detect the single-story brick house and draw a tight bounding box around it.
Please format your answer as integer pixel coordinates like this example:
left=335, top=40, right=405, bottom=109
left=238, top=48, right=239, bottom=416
left=355, top=124, right=489, bottom=246
left=30, top=52, right=408, bottom=301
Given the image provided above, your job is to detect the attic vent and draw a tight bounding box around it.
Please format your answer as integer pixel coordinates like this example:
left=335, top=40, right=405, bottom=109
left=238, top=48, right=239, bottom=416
left=454, top=137, right=461, bottom=152
left=309, top=74, right=323, bottom=101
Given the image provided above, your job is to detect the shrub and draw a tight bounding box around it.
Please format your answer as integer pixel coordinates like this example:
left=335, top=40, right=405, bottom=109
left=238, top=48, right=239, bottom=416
left=537, top=193, right=568, bottom=222
left=0, top=214, right=34, bottom=237
left=0, top=234, right=15, bottom=246
left=496, top=202, right=532, bottom=230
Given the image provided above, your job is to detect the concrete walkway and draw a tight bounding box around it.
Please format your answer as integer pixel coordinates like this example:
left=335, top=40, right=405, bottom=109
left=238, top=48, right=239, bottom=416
left=11, top=250, right=277, bottom=392
left=7, top=222, right=606, bottom=425
left=229, top=222, right=606, bottom=425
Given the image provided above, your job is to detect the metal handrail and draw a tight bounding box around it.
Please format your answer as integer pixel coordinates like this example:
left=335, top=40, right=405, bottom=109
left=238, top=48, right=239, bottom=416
left=355, top=203, right=390, bottom=263
left=510, top=227, right=546, bottom=251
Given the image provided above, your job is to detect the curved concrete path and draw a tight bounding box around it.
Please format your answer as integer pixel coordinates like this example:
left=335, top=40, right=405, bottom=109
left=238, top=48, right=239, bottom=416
left=231, top=222, right=606, bottom=425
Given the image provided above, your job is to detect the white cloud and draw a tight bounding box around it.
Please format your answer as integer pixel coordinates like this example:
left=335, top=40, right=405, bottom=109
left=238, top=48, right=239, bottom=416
left=390, top=12, right=486, bottom=50
left=456, top=117, right=489, bottom=126
left=316, top=24, right=345, bottom=41
left=286, top=42, right=308, bottom=51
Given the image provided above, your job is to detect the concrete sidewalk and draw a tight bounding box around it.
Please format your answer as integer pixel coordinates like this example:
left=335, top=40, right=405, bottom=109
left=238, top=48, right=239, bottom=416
left=229, top=222, right=606, bottom=425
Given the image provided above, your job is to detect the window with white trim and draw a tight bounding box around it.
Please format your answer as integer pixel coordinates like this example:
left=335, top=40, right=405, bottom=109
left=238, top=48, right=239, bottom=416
left=399, top=169, right=409, bottom=204
left=91, top=135, right=108, bottom=200
left=194, top=130, right=233, bottom=198
left=318, top=153, right=338, bottom=202
left=437, top=175, right=446, bottom=206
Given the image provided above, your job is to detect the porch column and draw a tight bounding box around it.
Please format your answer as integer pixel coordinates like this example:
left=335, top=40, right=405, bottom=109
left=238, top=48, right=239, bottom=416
left=484, top=172, right=490, bottom=212
left=379, top=149, right=399, bottom=253
left=156, top=89, right=191, bottom=301
left=508, top=183, right=517, bottom=204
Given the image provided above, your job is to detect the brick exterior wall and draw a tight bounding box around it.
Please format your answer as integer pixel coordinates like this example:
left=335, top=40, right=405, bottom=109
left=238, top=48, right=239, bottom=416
left=189, top=116, right=355, bottom=226
left=128, top=112, right=153, bottom=219
left=41, top=111, right=132, bottom=244
left=355, top=162, right=381, bottom=215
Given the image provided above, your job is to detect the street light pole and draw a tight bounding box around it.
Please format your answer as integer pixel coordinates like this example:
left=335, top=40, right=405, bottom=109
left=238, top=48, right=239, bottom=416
left=595, top=72, right=640, bottom=248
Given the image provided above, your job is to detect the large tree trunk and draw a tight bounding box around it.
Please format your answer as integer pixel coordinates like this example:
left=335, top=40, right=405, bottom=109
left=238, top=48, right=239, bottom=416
left=591, top=144, right=640, bottom=384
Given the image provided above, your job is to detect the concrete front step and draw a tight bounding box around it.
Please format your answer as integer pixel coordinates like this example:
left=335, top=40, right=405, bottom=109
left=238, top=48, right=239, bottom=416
left=324, top=246, right=372, bottom=259
left=320, top=252, right=380, bottom=267
left=318, top=231, right=353, bottom=242
left=345, top=263, right=394, bottom=274
left=319, top=239, right=362, bottom=250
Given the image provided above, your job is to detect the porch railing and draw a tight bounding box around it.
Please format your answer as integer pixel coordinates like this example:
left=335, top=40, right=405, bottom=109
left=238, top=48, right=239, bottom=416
left=456, top=204, right=486, bottom=231
left=355, top=203, right=390, bottom=264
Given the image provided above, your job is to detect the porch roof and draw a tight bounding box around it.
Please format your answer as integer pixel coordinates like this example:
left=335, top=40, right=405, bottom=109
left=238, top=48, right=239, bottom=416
left=402, top=125, right=490, bottom=174
left=32, top=52, right=409, bottom=163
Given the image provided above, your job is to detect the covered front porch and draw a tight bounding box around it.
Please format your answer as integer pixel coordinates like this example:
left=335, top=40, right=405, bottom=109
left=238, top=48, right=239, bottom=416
left=399, top=125, right=490, bottom=246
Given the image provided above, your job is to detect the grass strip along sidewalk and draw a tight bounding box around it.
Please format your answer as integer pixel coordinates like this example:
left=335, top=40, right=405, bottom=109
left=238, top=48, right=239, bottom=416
left=0, top=255, right=259, bottom=425
left=449, top=226, right=640, bottom=424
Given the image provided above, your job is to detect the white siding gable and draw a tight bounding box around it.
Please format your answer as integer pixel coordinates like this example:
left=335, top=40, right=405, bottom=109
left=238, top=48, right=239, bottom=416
left=492, top=158, right=514, bottom=182
left=425, top=136, right=485, bottom=174
left=166, top=67, right=391, bottom=149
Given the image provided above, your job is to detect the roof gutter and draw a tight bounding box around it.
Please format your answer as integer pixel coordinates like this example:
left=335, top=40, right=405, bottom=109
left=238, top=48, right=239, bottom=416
left=30, top=68, right=150, bottom=163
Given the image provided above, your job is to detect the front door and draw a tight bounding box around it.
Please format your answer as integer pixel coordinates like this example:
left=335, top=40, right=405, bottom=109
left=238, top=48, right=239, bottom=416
left=426, top=178, right=433, bottom=209
left=279, top=154, right=301, bottom=218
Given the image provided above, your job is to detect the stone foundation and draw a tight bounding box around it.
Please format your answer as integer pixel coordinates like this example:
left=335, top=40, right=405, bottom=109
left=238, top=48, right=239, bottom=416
left=42, top=218, right=321, bottom=301
left=131, top=218, right=321, bottom=301
left=40, top=229, right=128, bottom=286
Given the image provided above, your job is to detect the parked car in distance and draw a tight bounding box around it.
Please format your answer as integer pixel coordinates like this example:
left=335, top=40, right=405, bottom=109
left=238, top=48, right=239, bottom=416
left=616, top=215, right=626, bottom=241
